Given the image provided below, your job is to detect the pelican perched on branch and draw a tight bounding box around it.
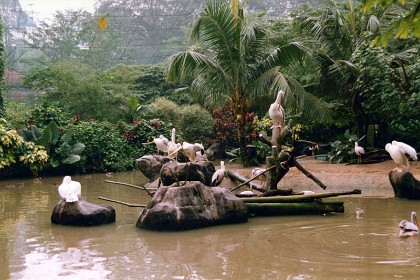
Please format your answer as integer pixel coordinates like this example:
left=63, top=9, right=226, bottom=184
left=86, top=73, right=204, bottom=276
left=385, top=143, right=409, bottom=172
left=399, top=211, right=419, bottom=237
left=269, top=90, right=285, bottom=129
left=58, top=176, right=81, bottom=202
left=392, top=140, right=418, bottom=161
left=211, top=161, right=225, bottom=187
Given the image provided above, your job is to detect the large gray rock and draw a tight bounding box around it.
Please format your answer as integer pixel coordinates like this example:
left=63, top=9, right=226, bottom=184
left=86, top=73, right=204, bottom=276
left=51, top=199, right=116, bottom=226
left=136, top=155, right=171, bottom=182
left=389, top=170, right=420, bottom=199
left=136, top=181, right=248, bottom=231
left=160, top=161, right=216, bottom=186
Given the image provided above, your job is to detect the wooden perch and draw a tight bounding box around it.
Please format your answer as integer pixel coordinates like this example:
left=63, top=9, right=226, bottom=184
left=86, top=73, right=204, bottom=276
left=104, top=180, right=153, bottom=196
left=292, top=158, right=327, bottom=190
left=227, top=170, right=268, bottom=192
left=98, top=196, right=147, bottom=207
left=240, top=189, right=361, bottom=203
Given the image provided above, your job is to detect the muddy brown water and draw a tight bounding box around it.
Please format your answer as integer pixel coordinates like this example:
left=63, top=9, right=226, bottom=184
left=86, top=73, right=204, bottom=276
left=1, top=161, right=420, bottom=279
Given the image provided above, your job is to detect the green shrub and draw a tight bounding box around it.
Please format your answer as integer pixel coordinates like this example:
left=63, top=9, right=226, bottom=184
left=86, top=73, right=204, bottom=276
left=178, top=104, right=215, bottom=144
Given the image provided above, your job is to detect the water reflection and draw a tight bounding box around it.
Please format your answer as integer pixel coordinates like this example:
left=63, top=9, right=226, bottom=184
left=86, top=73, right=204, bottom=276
left=1, top=173, right=420, bottom=279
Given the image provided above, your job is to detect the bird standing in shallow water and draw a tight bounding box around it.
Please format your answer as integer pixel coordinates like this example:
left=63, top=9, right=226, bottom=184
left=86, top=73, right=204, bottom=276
left=58, top=176, right=81, bottom=202
left=269, top=90, right=285, bottom=129
left=399, top=211, right=419, bottom=237
left=385, top=143, right=409, bottom=172
left=211, top=161, right=225, bottom=187
left=354, top=142, right=365, bottom=164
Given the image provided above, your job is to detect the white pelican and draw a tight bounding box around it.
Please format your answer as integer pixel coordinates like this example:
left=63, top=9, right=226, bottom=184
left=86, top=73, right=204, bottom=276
left=392, top=140, right=418, bottom=161
left=268, top=90, right=285, bottom=129
left=58, top=176, right=81, bottom=202
left=181, top=142, right=205, bottom=163
left=251, top=167, right=267, bottom=188
left=143, top=135, right=168, bottom=155
left=211, top=161, right=225, bottom=187
left=399, top=211, right=419, bottom=237
left=354, top=142, right=365, bottom=164
left=385, top=143, right=409, bottom=172
left=167, top=128, right=181, bottom=159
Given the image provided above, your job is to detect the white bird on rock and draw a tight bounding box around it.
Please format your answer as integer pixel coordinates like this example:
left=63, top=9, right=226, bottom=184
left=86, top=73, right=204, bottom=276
left=269, top=90, right=285, bottom=129
left=143, top=135, right=168, bottom=155
left=181, top=142, right=205, bottom=163
left=385, top=143, right=409, bottom=172
left=58, top=176, right=81, bottom=202
left=211, top=161, right=225, bottom=187
left=251, top=168, right=267, bottom=189
left=167, top=128, right=181, bottom=159
left=399, top=211, right=419, bottom=237
left=392, top=140, right=418, bottom=161
left=354, top=142, right=365, bottom=164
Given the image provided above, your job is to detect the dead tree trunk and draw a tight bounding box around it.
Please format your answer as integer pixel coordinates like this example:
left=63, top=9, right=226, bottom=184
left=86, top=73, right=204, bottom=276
left=258, top=119, right=327, bottom=192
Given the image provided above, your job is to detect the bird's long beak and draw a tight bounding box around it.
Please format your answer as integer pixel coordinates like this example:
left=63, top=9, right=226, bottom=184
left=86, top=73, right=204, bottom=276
left=142, top=141, right=154, bottom=145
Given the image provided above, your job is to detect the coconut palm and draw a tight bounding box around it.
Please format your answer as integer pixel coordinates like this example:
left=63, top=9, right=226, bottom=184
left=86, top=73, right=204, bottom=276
left=165, top=0, right=330, bottom=165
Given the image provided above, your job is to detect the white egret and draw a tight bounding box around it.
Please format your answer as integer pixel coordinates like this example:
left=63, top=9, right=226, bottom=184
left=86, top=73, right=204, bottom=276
left=251, top=167, right=267, bottom=189
left=399, top=211, right=419, bottom=237
left=268, top=90, right=285, bottom=129
left=354, top=142, right=365, bottom=164
left=181, top=142, right=205, bottom=163
left=392, top=140, right=418, bottom=161
left=385, top=143, right=409, bottom=172
left=211, top=161, right=225, bottom=187
left=58, top=176, right=81, bottom=203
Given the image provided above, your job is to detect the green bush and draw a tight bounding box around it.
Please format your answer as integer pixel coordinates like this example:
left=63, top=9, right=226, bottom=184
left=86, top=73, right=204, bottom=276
left=178, top=104, right=215, bottom=144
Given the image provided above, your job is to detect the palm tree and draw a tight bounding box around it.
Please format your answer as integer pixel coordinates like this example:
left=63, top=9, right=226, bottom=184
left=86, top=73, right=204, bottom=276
left=165, top=0, right=330, bottom=165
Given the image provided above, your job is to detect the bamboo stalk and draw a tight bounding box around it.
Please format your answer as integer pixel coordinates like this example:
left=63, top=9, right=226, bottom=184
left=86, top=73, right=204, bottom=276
left=98, top=196, right=146, bottom=207
left=104, top=180, right=153, bottom=196
left=241, top=189, right=361, bottom=203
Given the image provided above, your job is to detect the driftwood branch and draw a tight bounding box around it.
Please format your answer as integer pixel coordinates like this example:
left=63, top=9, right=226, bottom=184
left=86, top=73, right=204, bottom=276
left=104, top=180, right=153, bottom=196
left=292, top=158, right=327, bottom=190
left=98, top=196, right=147, bottom=207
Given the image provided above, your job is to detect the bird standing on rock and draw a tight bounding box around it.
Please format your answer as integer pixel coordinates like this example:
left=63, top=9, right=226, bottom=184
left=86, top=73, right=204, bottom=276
left=354, top=142, right=365, bottom=164
left=385, top=143, right=409, bottom=172
left=167, top=128, right=181, bottom=159
left=391, top=140, right=418, bottom=161
left=211, top=161, right=225, bottom=187
left=269, top=90, right=285, bottom=129
left=143, top=135, right=169, bottom=155
left=58, top=176, right=81, bottom=202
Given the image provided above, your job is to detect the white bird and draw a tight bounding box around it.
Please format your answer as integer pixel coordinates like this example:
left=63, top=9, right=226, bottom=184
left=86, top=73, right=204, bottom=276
left=143, top=135, right=168, bottom=155
left=167, top=128, right=181, bottom=159
left=251, top=168, right=267, bottom=189
left=211, top=161, right=225, bottom=187
left=392, top=140, right=418, bottom=161
left=58, top=176, right=81, bottom=203
left=268, top=90, right=285, bottom=129
left=301, top=190, right=315, bottom=195
left=354, top=142, right=365, bottom=164
left=385, top=143, right=409, bottom=172
left=399, top=211, right=419, bottom=237
left=181, top=142, right=205, bottom=163
left=239, top=190, right=254, bottom=196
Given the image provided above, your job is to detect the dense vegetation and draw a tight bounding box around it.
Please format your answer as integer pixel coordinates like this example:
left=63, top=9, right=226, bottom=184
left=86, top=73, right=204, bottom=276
left=1, top=0, right=419, bottom=177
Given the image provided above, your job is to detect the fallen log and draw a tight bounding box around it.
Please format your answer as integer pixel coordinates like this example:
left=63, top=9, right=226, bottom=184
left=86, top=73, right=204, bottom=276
left=240, top=189, right=361, bottom=203
left=246, top=201, right=344, bottom=216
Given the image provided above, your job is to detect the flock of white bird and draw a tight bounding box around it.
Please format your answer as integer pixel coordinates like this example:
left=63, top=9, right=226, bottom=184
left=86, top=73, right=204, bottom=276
left=356, top=139, right=418, bottom=172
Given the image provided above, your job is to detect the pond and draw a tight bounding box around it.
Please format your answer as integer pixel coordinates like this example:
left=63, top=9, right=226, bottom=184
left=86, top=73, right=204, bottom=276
left=1, top=172, right=420, bottom=279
